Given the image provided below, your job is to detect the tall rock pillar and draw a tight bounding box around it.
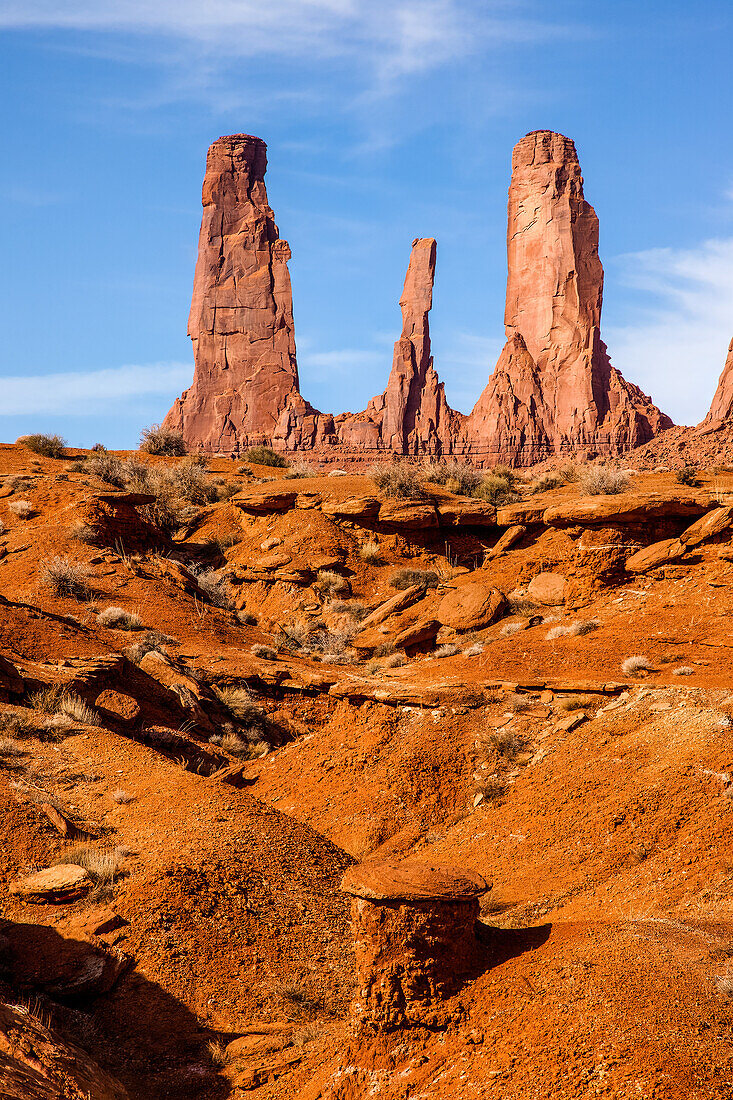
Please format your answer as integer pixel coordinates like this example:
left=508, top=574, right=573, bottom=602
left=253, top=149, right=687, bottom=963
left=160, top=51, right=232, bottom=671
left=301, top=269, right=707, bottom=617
left=164, top=134, right=301, bottom=452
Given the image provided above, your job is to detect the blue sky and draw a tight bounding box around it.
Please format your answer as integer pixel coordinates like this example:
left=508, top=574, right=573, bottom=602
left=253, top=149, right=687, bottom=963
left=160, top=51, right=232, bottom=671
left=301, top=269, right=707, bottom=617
left=0, top=0, right=732, bottom=447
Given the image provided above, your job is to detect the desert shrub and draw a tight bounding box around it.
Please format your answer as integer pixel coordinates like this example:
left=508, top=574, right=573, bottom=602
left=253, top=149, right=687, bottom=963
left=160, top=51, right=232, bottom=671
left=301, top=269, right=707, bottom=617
left=506, top=591, right=538, bottom=616
left=473, top=466, right=520, bottom=506
left=98, top=606, right=143, bottom=630
left=252, top=643, right=277, bottom=660
left=329, top=600, right=367, bottom=620
left=20, top=434, right=67, bottom=458
left=215, top=686, right=266, bottom=726
left=423, top=460, right=482, bottom=496
left=672, top=665, right=695, bottom=676
left=506, top=693, right=535, bottom=713
left=359, top=540, right=382, bottom=564
left=676, top=465, right=700, bottom=487
left=316, top=570, right=351, bottom=597
left=28, top=685, right=66, bottom=715
left=169, top=461, right=219, bottom=504
left=464, top=642, right=485, bottom=656
left=580, top=467, right=629, bottom=495
left=245, top=445, right=288, bottom=468
left=57, top=844, right=124, bottom=885
left=91, top=442, right=107, bottom=453
left=501, top=621, right=525, bottom=637
left=8, top=500, right=34, bottom=519
left=125, top=630, right=175, bottom=664
left=40, top=556, right=90, bottom=600
left=0, top=711, right=37, bottom=738
left=221, top=731, right=269, bottom=758
left=546, top=619, right=600, bottom=640
left=88, top=453, right=126, bottom=486
left=0, top=737, right=24, bottom=759
left=559, top=695, right=595, bottom=711
left=59, top=694, right=100, bottom=725
left=433, top=643, right=459, bottom=659
left=389, top=568, right=439, bottom=591
left=368, top=462, right=425, bottom=500
left=139, top=424, right=186, bottom=456
left=382, top=652, right=407, bottom=668
left=621, top=654, right=654, bottom=675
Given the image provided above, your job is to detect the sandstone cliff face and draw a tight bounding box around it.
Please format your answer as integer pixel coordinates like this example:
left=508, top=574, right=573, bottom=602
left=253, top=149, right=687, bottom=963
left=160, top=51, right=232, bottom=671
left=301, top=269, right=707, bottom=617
left=459, top=131, right=671, bottom=463
left=166, top=129, right=672, bottom=464
left=704, top=338, right=733, bottom=425
left=164, top=134, right=305, bottom=451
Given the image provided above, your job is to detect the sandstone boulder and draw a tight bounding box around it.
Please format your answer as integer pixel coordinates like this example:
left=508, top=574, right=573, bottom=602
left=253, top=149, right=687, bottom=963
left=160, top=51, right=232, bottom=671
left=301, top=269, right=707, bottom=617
left=679, top=505, right=733, bottom=547
left=377, top=501, right=438, bottom=528
left=233, top=489, right=298, bottom=513
left=485, top=524, right=525, bottom=560
left=437, top=578, right=505, bottom=632
left=624, top=538, right=686, bottom=574
left=543, top=494, right=707, bottom=527
left=9, top=864, right=91, bottom=901
left=321, top=496, right=381, bottom=519
left=435, top=500, right=496, bottom=526
left=527, top=572, right=567, bottom=605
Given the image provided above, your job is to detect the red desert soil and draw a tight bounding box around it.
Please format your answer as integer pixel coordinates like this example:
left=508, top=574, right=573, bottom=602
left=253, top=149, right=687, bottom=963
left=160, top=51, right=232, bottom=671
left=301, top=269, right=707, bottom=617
left=1, top=441, right=732, bottom=1099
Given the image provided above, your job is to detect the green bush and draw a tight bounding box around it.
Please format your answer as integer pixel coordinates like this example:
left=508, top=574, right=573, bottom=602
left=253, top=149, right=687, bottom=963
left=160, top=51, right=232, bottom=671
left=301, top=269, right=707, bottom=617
left=473, top=465, right=520, bottom=506
left=19, top=434, right=67, bottom=458
left=139, top=424, right=186, bottom=456
left=245, top=446, right=288, bottom=468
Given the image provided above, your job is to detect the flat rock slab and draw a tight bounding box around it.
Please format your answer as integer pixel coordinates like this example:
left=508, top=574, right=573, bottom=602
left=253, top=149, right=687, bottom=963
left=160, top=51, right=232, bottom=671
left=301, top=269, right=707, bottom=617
left=624, top=538, right=686, bottom=574
left=10, top=864, right=91, bottom=901
left=233, top=489, right=298, bottom=512
left=680, top=504, right=733, bottom=547
left=543, top=493, right=708, bottom=527
left=341, top=860, right=489, bottom=901
left=436, top=500, right=496, bottom=526
left=321, top=496, right=380, bottom=518
left=377, top=501, right=438, bottom=528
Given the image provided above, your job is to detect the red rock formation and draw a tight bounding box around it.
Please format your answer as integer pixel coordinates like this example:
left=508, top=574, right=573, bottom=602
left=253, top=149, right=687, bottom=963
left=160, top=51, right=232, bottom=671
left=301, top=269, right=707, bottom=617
left=164, top=134, right=307, bottom=452
left=704, top=338, right=733, bottom=425
left=460, top=131, right=671, bottom=464
left=167, top=130, right=672, bottom=465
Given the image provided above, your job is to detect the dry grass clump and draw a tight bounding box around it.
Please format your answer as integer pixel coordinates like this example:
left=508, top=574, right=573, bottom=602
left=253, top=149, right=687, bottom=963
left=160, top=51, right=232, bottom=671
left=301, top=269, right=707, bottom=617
left=245, top=445, right=288, bottom=468
left=501, top=621, right=525, bottom=637
left=580, top=467, right=629, bottom=495
left=139, top=424, right=186, bottom=456
left=483, top=728, right=527, bottom=759
left=194, top=569, right=233, bottom=609
left=433, top=643, right=459, bottom=659
left=111, top=789, right=135, bottom=804
left=87, top=452, right=126, bottom=486
left=71, top=521, right=100, bottom=545
left=368, top=461, right=425, bottom=500
left=28, top=685, right=66, bottom=715
left=0, top=737, right=25, bottom=759
left=389, top=567, right=439, bottom=591
left=473, top=466, right=520, bottom=506
left=559, top=695, right=596, bottom=711
left=359, top=540, right=382, bottom=564
left=40, top=556, right=90, bottom=600
left=423, top=460, right=482, bottom=496
left=59, top=694, right=100, bottom=726
left=252, top=643, right=277, bottom=660
left=328, top=600, right=367, bottom=621
left=221, top=731, right=269, bottom=759
left=621, top=655, right=654, bottom=675
left=0, top=710, right=37, bottom=738
left=20, top=433, right=67, bottom=458
left=57, top=844, right=124, bottom=885
left=214, top=686, right=266, bottom=726
left=464, top=642, right=485, bottom=656
left=672, top=665, right=695, bottom=676
left=316, top=570, right=351, bottom=597
left=98, top=606, right=143, bottom=631
left=9, top=500, right=34, bottom=519
left=506, top=591, right=539, bottom=616
left=125, top=630, right=175, bottom=664
left=546, top=619, right=600, bottom=640
left=382, top=652, right=407, bottom=668
left=284, top=459, right=316, bottom=478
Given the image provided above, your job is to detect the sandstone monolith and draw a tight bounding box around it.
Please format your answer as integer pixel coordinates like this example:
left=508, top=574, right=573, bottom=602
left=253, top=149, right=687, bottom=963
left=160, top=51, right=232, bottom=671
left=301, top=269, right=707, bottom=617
left=704, top=338, right=733, bottom=425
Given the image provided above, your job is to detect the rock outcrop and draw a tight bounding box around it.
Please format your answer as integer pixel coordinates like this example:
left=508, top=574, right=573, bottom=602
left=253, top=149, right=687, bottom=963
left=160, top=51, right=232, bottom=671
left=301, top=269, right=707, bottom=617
left=704, top=338, right=733, bottom=425
left=459, top=131, right=671, bottom=463
left=166, top=129, right=673, bottom=465
left=163, top=134, right=312, bottom=452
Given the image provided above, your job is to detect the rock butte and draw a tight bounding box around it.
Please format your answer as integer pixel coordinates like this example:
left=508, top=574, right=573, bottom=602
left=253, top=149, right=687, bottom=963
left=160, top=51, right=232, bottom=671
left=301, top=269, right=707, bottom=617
left=165, top=129, right=674, bottom=466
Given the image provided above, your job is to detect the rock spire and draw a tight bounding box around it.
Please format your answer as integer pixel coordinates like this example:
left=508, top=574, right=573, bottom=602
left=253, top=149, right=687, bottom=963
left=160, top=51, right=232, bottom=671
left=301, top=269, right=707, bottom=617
left=704, top=338, right=733, bottom=425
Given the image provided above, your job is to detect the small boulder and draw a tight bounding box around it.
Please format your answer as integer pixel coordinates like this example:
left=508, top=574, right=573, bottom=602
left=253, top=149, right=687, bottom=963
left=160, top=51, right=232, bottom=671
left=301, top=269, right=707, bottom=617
left=624, top=538, right=686, bottom=574
left=437, top=578, right=505, bottom=632
left=527, top=572, right=567, bottom=606
left=377, top=501, right=438, bottom=529
left=9, top=864, right=91, bottom=902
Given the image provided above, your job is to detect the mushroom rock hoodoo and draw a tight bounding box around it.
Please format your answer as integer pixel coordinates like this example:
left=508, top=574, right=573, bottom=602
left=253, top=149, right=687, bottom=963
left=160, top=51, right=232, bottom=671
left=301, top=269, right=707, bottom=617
left=341, top=860, right=489, bottom=1029
left=459, top=130, right=672, bottom=464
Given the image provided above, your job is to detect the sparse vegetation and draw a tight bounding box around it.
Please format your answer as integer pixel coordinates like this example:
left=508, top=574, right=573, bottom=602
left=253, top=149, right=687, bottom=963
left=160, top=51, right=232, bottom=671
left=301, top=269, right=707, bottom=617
left=473, top=466, right=521, bottom=506
left=672, top=665, right=695, bottom=676
left=359, top=540, right=382, bottom=564
left=40, top=556, right=90, bottom=600
left=87, top=452, right=126, bottom=486
left=368, top=461, right=425, bottom=500
left=98, top=606, right=143, bottom=630
left=464, top=642, right=485, bottom=656
left=9, top=499, right=34, bottom=519
left=559, top=695, right=595, bottom=711
left=71, top=521, right=100, bottom=545
left=0, top=737, right=25, bottom=759
left=389, top=567, right=439, bottom=591
left=483, top=728, right=527, bottom=759
left=382, top=652, right=407, bottom=668
left=252, top=643, right=277, bottom=660
left=501, top=621, right=525, bottom=637
left=19, top=433, right=67, bottom=458
left=285, top=459, right=316, bottom=478
left=125, top=630, right=175, bottom=664
left=580, top=467, right=630, bottom=495
left=506, top=591, right=539, bottom=616
left=139, top=424, right=186, bottom=456
left=57, top=844, right=124, bottom=885
left=214, top=686, right=267, bottom=727
left=676, top=465, right=701, bottom=487
left=621, top=655, right=654, bottom=675
left=546, top=619, right=600, bottom=640
left=59, top=694, right=100, bottom=726
left=423, top=459, right=482, bottom=496
left=316, top=570, right=351, bottom=597
left=245, top=445, right=288, bottom=468
left=221, top=730, right=269, bottom=758
left=433, top=643, right=459, bottom=658
left=111, top=789, right=135, bottom=804
left=28, top=685, right=66, bottom=715
left=193, top=568, right=233, bottom=609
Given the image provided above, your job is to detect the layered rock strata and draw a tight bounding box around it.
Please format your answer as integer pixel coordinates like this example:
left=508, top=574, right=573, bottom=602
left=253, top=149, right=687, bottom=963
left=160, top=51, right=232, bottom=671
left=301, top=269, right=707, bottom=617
left=166, top=130, right=672, bottom=464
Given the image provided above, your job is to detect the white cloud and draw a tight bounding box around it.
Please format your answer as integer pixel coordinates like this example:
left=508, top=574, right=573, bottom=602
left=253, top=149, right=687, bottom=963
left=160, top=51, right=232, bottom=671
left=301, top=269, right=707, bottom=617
left=299, top=346, right=384, bottom=383
left=0, top=362, right=192, bottom=415
left=606, top=237, right=733, bottom=426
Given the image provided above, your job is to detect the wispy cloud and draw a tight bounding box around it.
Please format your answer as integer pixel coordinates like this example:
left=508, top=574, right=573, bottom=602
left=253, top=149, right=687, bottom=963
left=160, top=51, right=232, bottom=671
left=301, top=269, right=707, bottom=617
left=0, top=362, right=192, bottom=415
left=607, top=237, right=733, bottom=426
